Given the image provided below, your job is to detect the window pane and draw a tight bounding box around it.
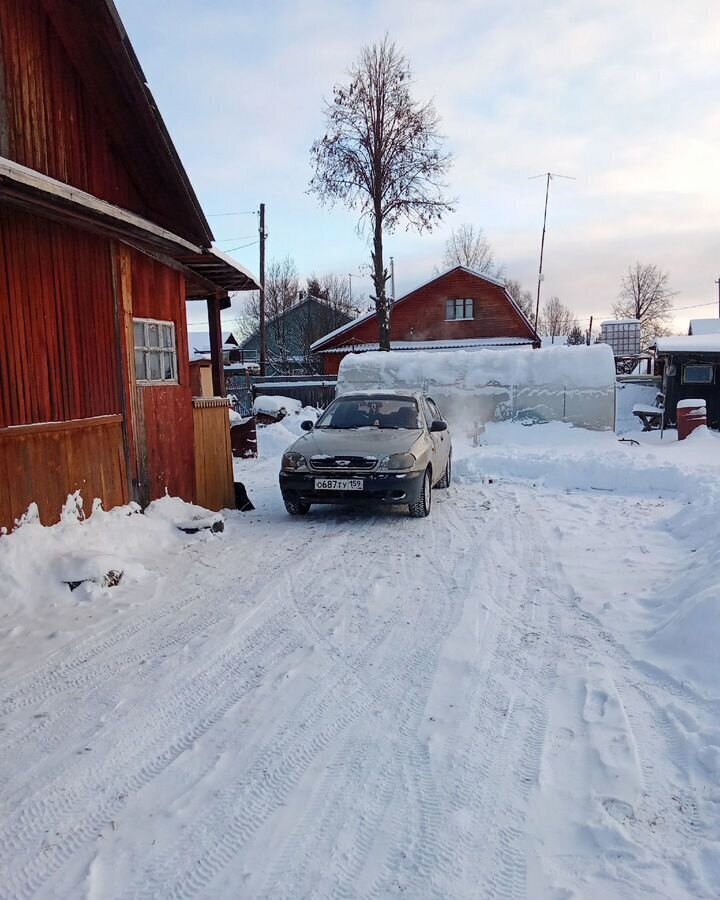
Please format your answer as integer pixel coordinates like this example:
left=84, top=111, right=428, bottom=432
left=454, top=299, right=463, bottom=318
left=134, top=349, right=146, bottom=380
left=161, top=352, right=174, bottom=380
left=133, top=321, right=145, bottom=348
left=147, top=323, right=160, bottom=348
left=161, top=324, right=174, bottom=348
left=147, top=351, right=161, bottom=380
left=446, top=299, right=454, bottom=320
left=683, top=365, right=713, bottom=384
left=464, top=299, right=474, bottom=319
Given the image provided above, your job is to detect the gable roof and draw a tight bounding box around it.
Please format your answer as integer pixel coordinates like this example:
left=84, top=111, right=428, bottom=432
left=240, top=294, right=354, bottom=348
left=310, top=265, right=539, bottom=352
left=38, top=0, right=212, bottom=246
left=689, top=319, right=720, bottom=336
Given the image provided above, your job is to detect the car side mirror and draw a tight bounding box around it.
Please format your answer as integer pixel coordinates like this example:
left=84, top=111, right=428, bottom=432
left=300, top=420, right=314, bottom=432
left=430, top=420, right=447, bottom=432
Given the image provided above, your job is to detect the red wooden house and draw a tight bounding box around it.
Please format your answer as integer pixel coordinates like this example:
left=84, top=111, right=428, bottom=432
left=311, top=266, right=540, bottom=375
left=0, top=0, right=259, bottom=531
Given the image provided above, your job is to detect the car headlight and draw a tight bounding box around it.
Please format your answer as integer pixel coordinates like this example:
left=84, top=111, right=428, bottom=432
left=379, top=452, right=416, bottom=471
left=281, top=452, right=308, bottom=471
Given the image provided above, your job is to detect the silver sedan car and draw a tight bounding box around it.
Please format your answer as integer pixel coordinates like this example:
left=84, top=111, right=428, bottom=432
left=279, top=391, right=452, bottom=518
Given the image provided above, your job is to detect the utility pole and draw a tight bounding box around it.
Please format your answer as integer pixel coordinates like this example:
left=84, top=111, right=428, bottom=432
left=258, top=203, right=266, bottom=376
left=348, top=273, right=354, bottom=304
left=587, top=315, right=593, bottom=346
left=530, top=172, right=574, bottom=332
left=715, top=277, right=720, bottom=318
left=389, top=257, right=396, bottom=304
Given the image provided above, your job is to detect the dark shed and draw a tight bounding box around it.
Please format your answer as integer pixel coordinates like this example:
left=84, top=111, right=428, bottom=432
left=654, top=335, right=720, bottom=429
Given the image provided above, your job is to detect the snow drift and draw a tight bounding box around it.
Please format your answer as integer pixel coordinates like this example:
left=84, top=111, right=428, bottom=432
left=336, top=345, right=617, bottom=432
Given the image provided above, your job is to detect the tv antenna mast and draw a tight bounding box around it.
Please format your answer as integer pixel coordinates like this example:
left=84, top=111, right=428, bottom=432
left=529, top=172, right=574, bottom=332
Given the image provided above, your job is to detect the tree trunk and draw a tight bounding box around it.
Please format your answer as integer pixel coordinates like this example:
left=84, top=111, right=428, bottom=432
left=372, top=212, right=390, bottom=351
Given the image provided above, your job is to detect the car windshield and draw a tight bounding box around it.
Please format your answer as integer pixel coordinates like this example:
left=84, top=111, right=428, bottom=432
left=315, top=397, right=420, bottom=430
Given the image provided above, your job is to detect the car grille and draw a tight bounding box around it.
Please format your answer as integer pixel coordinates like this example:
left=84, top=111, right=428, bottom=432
left=309, top=455, right=378, bottom=471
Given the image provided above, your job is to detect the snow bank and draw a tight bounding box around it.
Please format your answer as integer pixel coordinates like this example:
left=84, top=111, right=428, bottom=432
left=0, top=495, right=216, bottom=617
left=336, top=345, right=617, bottom=432
left=255, top=406, right=320, bottom=458
left=253, top=395, right=302, bottom=417
left=456, top=421, right=720, bottom=698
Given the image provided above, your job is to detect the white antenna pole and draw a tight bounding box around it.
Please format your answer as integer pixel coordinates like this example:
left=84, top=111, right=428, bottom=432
left=529, top=172, right=574, bottom=332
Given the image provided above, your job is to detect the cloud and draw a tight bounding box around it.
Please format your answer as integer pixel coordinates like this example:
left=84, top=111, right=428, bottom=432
left=117, top=0, right=720, bottom=333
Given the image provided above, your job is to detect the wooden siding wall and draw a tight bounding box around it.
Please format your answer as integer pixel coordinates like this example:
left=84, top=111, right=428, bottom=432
left=193, top=399, right=234, bottom=511
left=0, top=0, right=145, bottom=213
left=129, top=250, right=196, bottom=504
left=0, top=416, right=128, bottom=529
left=0, top=207, right=121, bottom=427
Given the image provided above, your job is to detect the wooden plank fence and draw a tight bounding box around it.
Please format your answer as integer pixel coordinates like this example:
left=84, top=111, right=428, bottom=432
left=0, top=415, right=128, bottom=531
left=192, top=398, right=235, bottom=511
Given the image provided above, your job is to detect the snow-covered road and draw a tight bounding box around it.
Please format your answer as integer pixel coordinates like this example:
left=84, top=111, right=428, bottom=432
left=1, top=425, right=720, bottom=899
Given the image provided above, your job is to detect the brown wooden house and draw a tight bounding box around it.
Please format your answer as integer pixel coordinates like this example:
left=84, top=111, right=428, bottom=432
left=310, top=266, right=541, bottom=375
left=0, top=0, right=259, bottom=531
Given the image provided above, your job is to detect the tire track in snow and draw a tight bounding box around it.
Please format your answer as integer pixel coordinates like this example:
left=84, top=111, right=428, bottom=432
left=111, top=504, right=463, bottom=900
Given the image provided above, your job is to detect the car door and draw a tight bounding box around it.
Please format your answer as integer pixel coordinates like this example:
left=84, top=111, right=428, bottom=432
left=422, top=397, right=444, bottom=481
left=427, top=397, right=450, bottom=475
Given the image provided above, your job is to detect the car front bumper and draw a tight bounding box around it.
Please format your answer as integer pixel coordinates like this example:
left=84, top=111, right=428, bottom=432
left=279, top=470, right=425, bottom=505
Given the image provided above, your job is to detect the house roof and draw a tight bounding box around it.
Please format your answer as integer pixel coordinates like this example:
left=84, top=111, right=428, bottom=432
left=315, top=337, right=535, bottom=354
left=240, top=294, right=353, bottom=348
left=38, top=0, right=212, bottom=246
left=0, top=156, right=260, bottom=303
left=654, top=334, right=720, bottom=353
left=310, top=266, right=539, bottom=352
left=688, top=319, right=720, bottom=336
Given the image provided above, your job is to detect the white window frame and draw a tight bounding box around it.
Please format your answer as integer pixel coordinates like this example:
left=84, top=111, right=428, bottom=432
left=133, top=318, right=178, bottom=385
left=445, top=298, right=474, bottom=321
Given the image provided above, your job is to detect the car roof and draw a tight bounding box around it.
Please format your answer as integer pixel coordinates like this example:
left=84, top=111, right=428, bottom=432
left=336, top=390, right=421, bottom=401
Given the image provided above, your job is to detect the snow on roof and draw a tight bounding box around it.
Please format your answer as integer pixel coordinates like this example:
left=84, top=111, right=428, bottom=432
left=316, top=337, right=535, bottom=354
left=689, top=319, right=720, bottom=336
left=187, top=329, right=237, bottom=359
left=655, top=334, right=720, bottom=353
left=310, top=266, right=537, bottom=351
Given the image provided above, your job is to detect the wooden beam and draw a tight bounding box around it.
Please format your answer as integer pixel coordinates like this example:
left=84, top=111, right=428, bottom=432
left=207, top=296, right=225, bottom=397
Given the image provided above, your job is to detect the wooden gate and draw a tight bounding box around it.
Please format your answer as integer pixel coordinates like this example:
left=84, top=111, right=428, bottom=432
left=193, top=398, right=235, bottom=511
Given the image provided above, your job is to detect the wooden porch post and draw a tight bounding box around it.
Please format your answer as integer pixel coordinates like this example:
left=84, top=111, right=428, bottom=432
left=207, top=294, right=226, bottom=397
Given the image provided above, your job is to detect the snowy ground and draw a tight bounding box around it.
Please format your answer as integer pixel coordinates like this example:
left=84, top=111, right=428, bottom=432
left=1, top=416, right=720, bottom=899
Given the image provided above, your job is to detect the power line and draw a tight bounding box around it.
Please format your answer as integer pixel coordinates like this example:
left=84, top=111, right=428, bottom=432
left=206, top=210, right=257, bottom=217
left=225, top=239, right=259, bottom=252
left=213, top=235, right=257, bottom=242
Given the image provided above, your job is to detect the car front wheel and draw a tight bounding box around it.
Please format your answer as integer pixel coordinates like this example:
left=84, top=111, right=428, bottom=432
left=408, top=468, right=432, bottom=518
left=284, top=498, right=310, bottom=516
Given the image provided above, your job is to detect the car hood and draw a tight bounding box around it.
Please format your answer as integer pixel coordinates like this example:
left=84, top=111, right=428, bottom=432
left=289, top=427, right=423, bottom=459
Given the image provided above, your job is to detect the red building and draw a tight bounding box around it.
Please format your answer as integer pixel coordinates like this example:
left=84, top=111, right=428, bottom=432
left=0, top=0, right=259, bottom=531
left=311, top=266, right=541, bottom=375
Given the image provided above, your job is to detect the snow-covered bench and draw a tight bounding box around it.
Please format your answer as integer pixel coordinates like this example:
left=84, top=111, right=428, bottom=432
left=632, top=394, right=664, bottom=431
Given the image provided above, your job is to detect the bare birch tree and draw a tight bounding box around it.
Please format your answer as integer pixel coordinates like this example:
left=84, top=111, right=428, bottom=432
left=539, top=296, right=576, bottom=339
left=504, top=279, right=535, bottom=322
left=310, top=35, right=453, bottom=350
left=441, top=224, right=503, bottom=277
left=613, top=262, right=676, bottom=347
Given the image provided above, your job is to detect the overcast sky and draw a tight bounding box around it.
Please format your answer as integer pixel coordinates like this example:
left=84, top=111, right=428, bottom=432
left=115, top=0, right=720, bottom=333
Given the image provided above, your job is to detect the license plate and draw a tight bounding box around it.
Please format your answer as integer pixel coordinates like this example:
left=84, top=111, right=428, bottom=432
left=314, top=478, right=364, bottom=491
